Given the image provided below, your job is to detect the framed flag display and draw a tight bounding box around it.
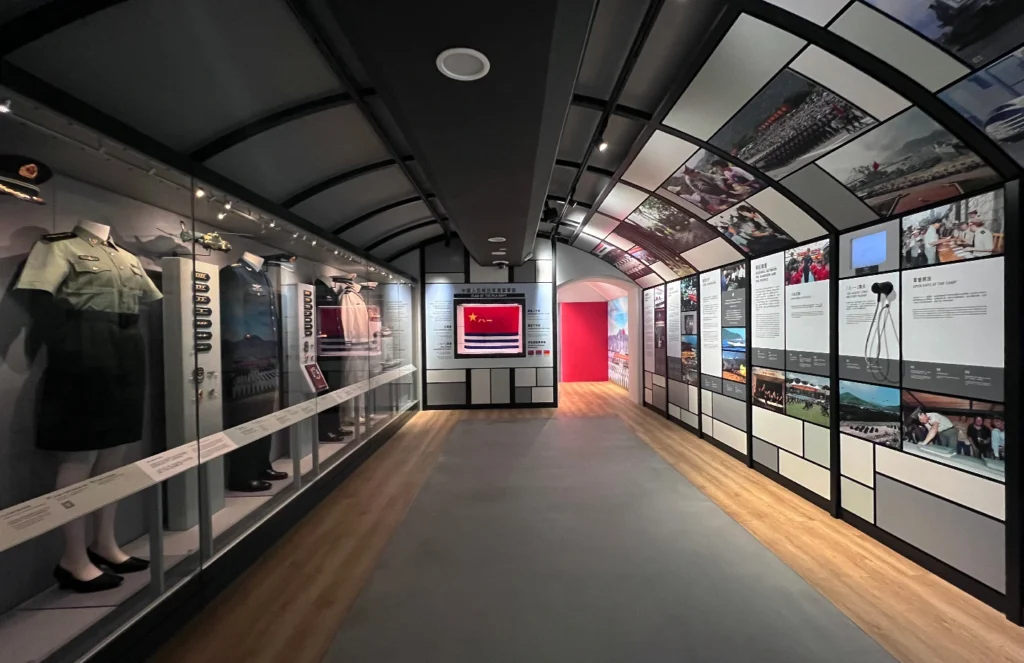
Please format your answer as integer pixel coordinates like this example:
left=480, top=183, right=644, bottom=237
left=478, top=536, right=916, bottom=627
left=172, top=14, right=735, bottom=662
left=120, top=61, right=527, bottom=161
left=454, top=293, right=527, bottom=359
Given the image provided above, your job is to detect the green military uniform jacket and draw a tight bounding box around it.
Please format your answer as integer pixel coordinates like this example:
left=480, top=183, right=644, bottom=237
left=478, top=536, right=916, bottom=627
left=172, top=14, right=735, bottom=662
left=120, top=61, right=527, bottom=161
left=16, top=225, right=162, bottom=313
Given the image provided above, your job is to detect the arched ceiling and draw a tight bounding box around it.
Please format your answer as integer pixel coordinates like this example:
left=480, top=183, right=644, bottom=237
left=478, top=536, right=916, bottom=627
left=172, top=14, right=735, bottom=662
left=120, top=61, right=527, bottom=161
left=551, top=0, right=1024, bottom=288
left=0, top=0, right=1021, bottom=274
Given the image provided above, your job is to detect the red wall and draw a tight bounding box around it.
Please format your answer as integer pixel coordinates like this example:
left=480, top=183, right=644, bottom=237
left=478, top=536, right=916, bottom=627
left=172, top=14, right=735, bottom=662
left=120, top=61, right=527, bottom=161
left=560, top=302, right=609, bottom=382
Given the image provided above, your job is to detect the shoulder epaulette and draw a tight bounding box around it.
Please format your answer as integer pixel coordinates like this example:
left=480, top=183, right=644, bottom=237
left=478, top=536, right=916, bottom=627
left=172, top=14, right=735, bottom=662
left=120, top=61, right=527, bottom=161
left=41, top=232, right=77, bottom=242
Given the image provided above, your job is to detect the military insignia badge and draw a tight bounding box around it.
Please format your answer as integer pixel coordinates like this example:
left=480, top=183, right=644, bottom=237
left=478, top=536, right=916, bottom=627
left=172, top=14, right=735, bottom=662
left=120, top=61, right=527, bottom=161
left=78, top=255, right=100, bottom=261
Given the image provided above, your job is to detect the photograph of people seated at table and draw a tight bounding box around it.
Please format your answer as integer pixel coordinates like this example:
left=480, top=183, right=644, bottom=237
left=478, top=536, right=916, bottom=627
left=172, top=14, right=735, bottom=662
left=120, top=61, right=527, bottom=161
left=900, top=190, right=1004, bottom=268
left=901, top=390, right=1006, bottom=481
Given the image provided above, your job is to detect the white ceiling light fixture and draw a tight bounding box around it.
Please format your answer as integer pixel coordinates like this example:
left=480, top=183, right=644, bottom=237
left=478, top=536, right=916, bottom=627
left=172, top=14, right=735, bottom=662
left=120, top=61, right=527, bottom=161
left=487, top=236, right=505, bottom=243
left=493, top=260, right=509, bottom=266
left=597, top=140, right=608, bottom=152
left=436, top=47, right=490, bottom=81
left=491, top=250, right=506, bottom=255
left=0, top=99, right=11, bottom=114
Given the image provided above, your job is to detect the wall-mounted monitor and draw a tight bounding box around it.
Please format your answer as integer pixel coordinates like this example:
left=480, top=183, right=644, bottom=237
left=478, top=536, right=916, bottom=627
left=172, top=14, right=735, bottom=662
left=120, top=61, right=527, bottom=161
left=851, top=230, right=887, bottom=274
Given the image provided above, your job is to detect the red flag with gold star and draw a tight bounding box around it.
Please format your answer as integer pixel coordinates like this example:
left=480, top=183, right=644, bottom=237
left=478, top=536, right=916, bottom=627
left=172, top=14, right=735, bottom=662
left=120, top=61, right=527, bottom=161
left=457, top=303, right=522, bottom=354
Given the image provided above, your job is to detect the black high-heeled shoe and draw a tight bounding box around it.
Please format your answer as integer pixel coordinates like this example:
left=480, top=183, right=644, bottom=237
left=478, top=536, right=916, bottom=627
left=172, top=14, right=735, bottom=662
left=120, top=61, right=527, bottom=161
left=53, top=565, right=123, bottom=593
left=87, top=548, right=150, bottom=574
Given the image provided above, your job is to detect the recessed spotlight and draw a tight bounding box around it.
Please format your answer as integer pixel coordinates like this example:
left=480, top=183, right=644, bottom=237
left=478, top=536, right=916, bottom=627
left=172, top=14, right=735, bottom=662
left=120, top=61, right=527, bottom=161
left=488, top=236, right=505, bottom=243
left=269, top=220, right=276, bottom=228
left=334, top=250, right=339, bottom=255
left=0, top=100, right=11, bottom=114
left=597, top=140, right=608, bottom=152
left=293, top=232, right=299, bottom=238
left=194, top=188, right=206, bottom=198
left=436, top=47, right=490, bottom=81
left=311, top=239, right=317, bottom=246
left=223, top=201, right=232, bottom=210
left=217, top=212, right=226, bottom=220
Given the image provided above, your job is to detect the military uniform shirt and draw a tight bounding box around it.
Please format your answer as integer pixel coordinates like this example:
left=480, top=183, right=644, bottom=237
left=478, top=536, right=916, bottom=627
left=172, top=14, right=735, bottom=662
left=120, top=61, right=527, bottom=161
left=16, top=225, right=162, bottom=313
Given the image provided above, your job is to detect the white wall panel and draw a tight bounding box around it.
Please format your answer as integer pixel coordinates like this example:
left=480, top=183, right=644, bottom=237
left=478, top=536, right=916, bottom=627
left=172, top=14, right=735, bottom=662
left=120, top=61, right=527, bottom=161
left=841, top=477, right=875, bottom=523
left=622, top=131, right=698, bottom=191
left=532, top=386, right=554, bottom=403
left=664, top=15, right=805, bottom=140
left=702, top=413, right=713, bottom=433
left=581, top=213, right=620, bottom=239
left=598, top=183, right=648, bottom=220
left=688, top=385, right=699, bottom=414
left=714, top=420, right=748, bottom=455
left=635, top=274, right=664, bottom=288
left=840, top=433, right=874, bottom=487
left=803, top=423, right=830, bottom=468
left=680, top=409, right=699, bottom=429
left=470, top=369, right=491, bottom=404
left=876, top=446, right=1004, bottom=521
left=668, top=403, right=681, bottom=419
left=752, top=407, right=802, bottom=456
left=425, top=273, right=466, bottom=283
left=652, top=375, right=666, bottom=388
left=829, top=3, right=968, bottom=92
left=646, top=388, right=654, bottom=404
left=645, top=372, right=653, bottom=389
left=746, top=189, right=824, bottom=242
left=779, top=450, right=830, bottom=498
left=535, top=259, right=553, bottom=283
left=426, top=369, right=466, bottom=383
left=790, top=45, right=910, bottom=121
left=515, top=367, right=537, bottom=387
left=682, top=238, right=743, bottom=272
left=701, top=389, right=713, bottom=417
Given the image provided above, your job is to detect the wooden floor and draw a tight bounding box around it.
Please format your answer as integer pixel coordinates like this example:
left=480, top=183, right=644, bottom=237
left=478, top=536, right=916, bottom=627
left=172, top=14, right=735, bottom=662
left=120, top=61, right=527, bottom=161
left=151, top=383, right=1024, bottom=663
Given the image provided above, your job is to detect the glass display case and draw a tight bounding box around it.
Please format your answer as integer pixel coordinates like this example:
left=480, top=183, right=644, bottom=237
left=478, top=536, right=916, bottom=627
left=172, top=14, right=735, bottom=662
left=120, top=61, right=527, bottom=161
left=0, top=87, right=419, bottom=663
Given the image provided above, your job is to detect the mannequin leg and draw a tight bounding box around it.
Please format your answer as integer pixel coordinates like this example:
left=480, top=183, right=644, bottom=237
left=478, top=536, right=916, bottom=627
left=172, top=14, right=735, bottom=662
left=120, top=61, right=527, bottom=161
left=90, top=445, right=130, bottom=563
left=55, top=451, right=102, bottom=580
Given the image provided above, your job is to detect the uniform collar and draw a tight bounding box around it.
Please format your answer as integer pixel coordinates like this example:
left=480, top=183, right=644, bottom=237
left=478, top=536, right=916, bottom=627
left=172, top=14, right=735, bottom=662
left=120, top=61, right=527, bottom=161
left=73, top=225, right=118, bottom=250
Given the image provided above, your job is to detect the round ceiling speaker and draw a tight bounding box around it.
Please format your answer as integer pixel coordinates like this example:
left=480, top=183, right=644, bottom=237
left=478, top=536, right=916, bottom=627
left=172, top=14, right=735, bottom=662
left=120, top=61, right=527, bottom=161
left=436, top=48, right=490, bottom=81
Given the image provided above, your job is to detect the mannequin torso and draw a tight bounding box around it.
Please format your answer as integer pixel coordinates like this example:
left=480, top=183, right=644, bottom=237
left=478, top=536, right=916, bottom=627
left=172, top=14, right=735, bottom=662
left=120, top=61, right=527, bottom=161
left=241, top=251, right=264, bottom=271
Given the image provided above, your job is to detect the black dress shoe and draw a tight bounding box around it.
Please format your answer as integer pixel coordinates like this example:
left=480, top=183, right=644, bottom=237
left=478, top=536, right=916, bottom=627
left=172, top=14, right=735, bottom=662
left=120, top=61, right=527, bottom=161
left=54, top=565, right=122, bottom=593
left=321, top=429, right=353, bottom=442
left=260, top=468, right=289, bottom=481
left=87, top=548, right=150, bottom=574
left=228, top=479, right=272, bottom=492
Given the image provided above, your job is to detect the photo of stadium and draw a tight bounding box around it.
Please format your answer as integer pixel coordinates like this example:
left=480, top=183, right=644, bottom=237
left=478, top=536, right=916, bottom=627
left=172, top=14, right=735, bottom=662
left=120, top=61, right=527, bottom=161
left=661, top=149, right=768, bottom=215
left=710, top=69, right=875, bottom=179
left=786, top=372, right=831, bottom=427
left=753, top=368, right=786, bottom=414
left=901, top=390, right=1006, bottom=481
left=900, top=190, right=1004, bottom=268
left=816, top=108, right=1000, bottom=217
left=723, top=350, right=747, bottom=383
left=839, top=380, right=901, bottom=446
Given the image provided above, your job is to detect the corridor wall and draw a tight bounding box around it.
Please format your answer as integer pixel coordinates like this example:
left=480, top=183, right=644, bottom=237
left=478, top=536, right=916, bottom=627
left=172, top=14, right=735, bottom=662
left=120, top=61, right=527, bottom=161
left=421, top=239, right=556, bottom=408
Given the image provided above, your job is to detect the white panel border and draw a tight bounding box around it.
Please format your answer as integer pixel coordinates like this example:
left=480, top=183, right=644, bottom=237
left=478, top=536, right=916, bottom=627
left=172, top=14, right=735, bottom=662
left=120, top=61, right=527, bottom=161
left=581, top=213, right=620, bottom=239
left=623, top=131, right=699, bottom=191
left=876, top=446, right=1004, bottom=520
left=841, top=477, right=875, bottom=523
left=746, top=188, right=824, bottom=242
left=598, top=183, right=648, bottom=220
left=840, top=433, right=874, bottom=488
left=752, top=407, right=802, bottom=456
left=714, top=420, right=748, bottom=455
left=426, top=369, right=466, bottom=383
left=682, top=238, right=743, bottom=272
left=779, top=450, right=831, bottom=498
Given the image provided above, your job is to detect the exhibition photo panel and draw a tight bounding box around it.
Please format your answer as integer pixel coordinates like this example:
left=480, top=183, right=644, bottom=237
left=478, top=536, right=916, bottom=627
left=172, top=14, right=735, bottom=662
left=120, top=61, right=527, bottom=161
left=784, top=239, right=831, bottom=376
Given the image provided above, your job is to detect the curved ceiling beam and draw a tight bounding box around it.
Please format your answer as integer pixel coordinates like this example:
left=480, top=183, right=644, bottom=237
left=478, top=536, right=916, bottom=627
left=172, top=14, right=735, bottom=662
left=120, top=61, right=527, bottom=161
left=0, top=0, right=128, bottom=57
left=285, top=0, right=451, bottom=238
left=385, top=232, right=454, bottom=263
left=571, top=93, right=652, bottom=123
left=280, top=155, right=414, bottom=208
left=546, top=195, right=591, bottom=210
left=739, top=0, right=1021, bottom=181
left=554, top=159, right=615, bottom=179
left=555, top=0, right=666, bottom=233
left=189, top=90, right=375, bottom=162
left=365, top=219, right=442, bottom=252
left=333, top=195, right=436, bottom=235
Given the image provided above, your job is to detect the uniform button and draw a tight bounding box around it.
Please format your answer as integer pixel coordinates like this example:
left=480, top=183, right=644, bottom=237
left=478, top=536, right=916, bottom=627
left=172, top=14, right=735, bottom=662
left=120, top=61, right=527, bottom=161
left=92, top=267, right=99, bottom=271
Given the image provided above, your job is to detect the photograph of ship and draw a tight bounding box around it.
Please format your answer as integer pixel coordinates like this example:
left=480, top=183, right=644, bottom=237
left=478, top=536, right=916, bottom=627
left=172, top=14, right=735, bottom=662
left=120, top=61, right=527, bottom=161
left=901, top=389, right=1005, bottom=480
left=941, top=45, right=1024, bottom=168
left=681, top=275, right=699, bottom=311
left=710, top=69, right=876, bottom=179
left=722, top=327, right=747, bottom=352
left=816, top=108, right=1000, bottom=217
left=708, top=205, right=794, bottom=256
left=753, top=368, right=786, bottom=414
left=722, top=350, right=747, bottom=383
left=786, top=372, right=831, bottom=427
left=900, top=190, right=1004, bottom=267
left=839, top=380, right=901, bottom=446
left=681, top=334, right=699, bottom=384
left=592, top=242, right=653, bottom=281
left=785, top=239, right=830, bottom=285
left=614, top=219, right=696, bottom=278
left=625, top=195, right=718, bottom=256
left=722, top=262, right=747, bottom=290
left=863, top=0, right=1024, bottom=68
left=608, top=297, right=629, bottom=390
left=661, top=149, right=768, bottom=215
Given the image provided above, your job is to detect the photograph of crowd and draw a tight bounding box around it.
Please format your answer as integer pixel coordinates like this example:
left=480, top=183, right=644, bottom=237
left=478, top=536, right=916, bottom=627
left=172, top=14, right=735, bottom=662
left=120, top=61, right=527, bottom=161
left=901, top=390, right=1005, bottom=480
left=682, top=334, right=699, bottom=384
left=722, top=327, right=746, bottom=352
left=817, top=108, right=1000, bottom=217
left=785, top=239, right=830, bottom=285
left=710, top=69, right=876, bottom=179
left=592, top=242, right=653, bottom=281
left=900, top=190, right=1004, bottom=267
left=941, top=45, right=1024, bottom=168
left=753, top=368, right=786, bottom=414
left=625, top=195, right=718, bottom=255
left=839, top=380, right=901, bottom=446
left=681, top=275, right=699, bottom=312
left=722, top=350, right=747, bottom=383
left=662, top=149, right=768, bottom=215
left=722, top=262, right=747, bottom=291
left=863, top=0, right=1024, bottom=68
left=786, top=372, right=831, bottom=427
left=615, top=220, right=696, bottom=278
left=707, top=205, right=794, bottom=256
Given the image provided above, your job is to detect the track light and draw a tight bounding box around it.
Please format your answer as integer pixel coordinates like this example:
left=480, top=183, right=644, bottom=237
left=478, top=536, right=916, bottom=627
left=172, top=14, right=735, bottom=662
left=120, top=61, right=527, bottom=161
left=0, top=100, right=11, bottom=114
left=194, top=188, right=206, bottom=198
left=269, top=220, right=276, bottom=228
left=223, top=201, right=232, bottom=210
left=311, top=239, right=317, bottom=246
left=217, top=212, right=226, bottom=220
left=597, top=140, right=608, bottom=152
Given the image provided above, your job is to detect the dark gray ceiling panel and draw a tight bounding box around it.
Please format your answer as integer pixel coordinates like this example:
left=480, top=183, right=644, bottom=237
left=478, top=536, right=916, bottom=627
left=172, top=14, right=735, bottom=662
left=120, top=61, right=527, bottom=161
left=291, top=165, right=416, bottom=229
left=575, top=170, right=610, bottom=206
left=204, top=104, right=388, bottom=202
left=8, top=0, right=342, bottom=151
left=548, top=166, right=575, bottom=200
left=557, top=105, right=600, bottom=164
left=586, top=114, right=644, bottom=171
left=372, top=224, right=445, bottom=260
left=340, top=200, right=431, bottom=246
left=573, top=0, right=648, bottom=101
